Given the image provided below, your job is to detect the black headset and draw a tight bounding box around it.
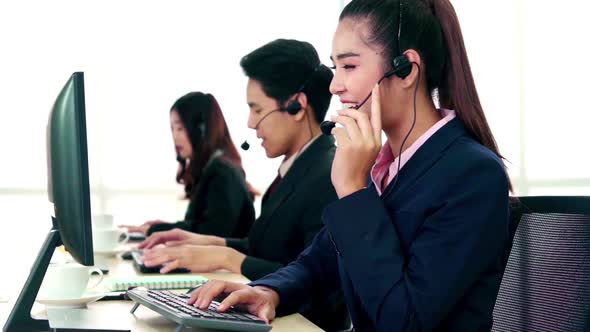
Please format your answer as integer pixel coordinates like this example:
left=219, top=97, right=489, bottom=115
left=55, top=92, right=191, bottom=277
left=283, top=98, right=303, bottom=115
left=384, top=0, right=412, bottom=81
left=320, top=0, right=413, bottom=135
left=384, top=54, right=412, bottom=80
left=282, top=64, right=323, bottom=115
left=319, top=54, right=411, bottom=132
left=178, top=118, right=207, bottom=161
left=196, top=120, right=207, bottom=140
left=322, top=0, right=422, bottom=195
left=242, top=64, right=323, bottom=150
left=196, top=95, right=213, bottom=139
left=195, top=120, right=207, bottom=141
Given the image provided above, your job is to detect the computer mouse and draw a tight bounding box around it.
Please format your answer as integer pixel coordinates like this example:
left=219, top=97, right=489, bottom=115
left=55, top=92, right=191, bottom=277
left=128, top=232, right=146, bottom=242
left=121, top=250, right=134, bottom=260
left=92, top=269, right=109, bottom=275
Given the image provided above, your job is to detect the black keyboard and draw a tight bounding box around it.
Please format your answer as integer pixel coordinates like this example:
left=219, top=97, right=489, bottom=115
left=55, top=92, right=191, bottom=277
left=127, top=289, right=271, bottom=332
left=127, top=231, right=146, bottom=242
left=131, top=249, right=190, bottom=274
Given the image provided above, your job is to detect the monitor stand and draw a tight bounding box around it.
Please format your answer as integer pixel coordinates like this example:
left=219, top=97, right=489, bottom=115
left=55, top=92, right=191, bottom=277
left=3, top=220, right=130, bottom=332
left=3, top=226, right=59, bottom=332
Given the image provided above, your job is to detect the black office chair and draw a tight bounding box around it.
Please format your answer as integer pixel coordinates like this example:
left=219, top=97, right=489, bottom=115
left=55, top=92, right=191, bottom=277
left=493, top=196, right=590, bottom=332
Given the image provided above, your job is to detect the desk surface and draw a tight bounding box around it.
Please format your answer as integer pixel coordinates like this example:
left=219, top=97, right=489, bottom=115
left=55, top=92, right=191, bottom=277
left=0, top=251, right=323, bottom=332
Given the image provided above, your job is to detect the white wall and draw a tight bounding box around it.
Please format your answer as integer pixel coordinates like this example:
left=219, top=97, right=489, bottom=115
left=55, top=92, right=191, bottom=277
left=456, top=0, right=590, bottom=195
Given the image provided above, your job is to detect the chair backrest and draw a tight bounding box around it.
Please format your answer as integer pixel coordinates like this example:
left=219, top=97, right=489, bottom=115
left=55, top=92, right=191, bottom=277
left=493, top=196, right=590, bottom=332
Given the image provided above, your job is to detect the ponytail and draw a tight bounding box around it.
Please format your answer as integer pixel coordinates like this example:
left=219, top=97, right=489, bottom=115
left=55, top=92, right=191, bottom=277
left=431, top=0, right=512, bottom=191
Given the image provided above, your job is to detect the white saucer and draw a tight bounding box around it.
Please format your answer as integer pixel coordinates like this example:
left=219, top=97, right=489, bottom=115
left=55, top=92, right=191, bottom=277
left=93, top=246, right=127, bottom=257
left=36, top=290, right=106, bottom=309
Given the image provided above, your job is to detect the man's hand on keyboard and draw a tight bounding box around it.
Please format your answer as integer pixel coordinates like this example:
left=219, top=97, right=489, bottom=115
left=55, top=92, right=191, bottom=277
left=120, top=219, right=166, bottom=235
left=188, top=280, right=279, bottom=324
left=138, top=229, right=223, bottom=249
left=142, top=244, right=237, bottom=273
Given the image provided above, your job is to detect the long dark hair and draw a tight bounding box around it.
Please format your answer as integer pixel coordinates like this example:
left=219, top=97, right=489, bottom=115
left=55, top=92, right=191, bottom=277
left=172, top=92, right=252, bottom=198
left=341, top=0, right=512, bottom=190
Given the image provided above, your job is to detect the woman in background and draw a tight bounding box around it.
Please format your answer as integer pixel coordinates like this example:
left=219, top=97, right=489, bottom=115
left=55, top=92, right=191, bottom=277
left=123, top=92, right=256, bottom=238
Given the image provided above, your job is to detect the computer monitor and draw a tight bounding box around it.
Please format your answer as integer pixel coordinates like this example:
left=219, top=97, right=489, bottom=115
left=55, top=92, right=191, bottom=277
left=4, top=72, right=94, bottom=332
left=46, top=72, right=93, bottom=265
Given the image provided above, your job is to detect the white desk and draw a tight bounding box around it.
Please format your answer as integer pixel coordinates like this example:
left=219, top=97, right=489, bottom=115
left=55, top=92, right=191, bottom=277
left=0, top=252, right=323, bottom=331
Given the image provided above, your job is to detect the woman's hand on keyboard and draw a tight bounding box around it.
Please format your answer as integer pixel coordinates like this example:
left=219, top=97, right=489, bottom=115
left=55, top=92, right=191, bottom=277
left=188, top=280, right=279, bottom=324
left=138, top=229, right=224, bottom=249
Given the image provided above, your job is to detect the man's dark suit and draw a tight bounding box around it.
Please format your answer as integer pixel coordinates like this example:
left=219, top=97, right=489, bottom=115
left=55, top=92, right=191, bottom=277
left=227, top=134, right=349, bottom=331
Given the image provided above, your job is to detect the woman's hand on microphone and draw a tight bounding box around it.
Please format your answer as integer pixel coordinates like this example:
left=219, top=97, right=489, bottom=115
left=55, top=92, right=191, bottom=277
left=330, top=84, right=382, bottom=198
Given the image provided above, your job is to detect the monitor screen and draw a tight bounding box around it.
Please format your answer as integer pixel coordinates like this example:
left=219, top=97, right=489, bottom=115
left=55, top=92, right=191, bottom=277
left=46, top=72, right=93, bottom=265
left=4, top=72, right=96, bottom=332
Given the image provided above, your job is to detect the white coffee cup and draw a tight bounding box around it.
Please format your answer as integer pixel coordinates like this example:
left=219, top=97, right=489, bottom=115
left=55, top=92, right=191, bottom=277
left=93, top=227, right=129, bottom=252
left=92, top=214, right=114, bottom=229
left=41, top=263, right=104, bottom=299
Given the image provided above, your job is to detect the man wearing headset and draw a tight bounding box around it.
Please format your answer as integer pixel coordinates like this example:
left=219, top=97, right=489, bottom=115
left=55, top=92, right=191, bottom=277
left=139, top=39, right=349, bottom=331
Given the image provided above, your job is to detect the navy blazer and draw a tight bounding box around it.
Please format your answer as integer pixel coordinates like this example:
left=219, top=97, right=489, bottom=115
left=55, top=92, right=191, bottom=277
left=250, top=118, right=510, bottom=331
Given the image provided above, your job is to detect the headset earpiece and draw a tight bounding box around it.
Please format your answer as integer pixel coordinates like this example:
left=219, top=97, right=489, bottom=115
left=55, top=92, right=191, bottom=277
left=193, top=97, right=210, bottom=140
left=281, top=64, right=323, bottom=116
left=197, top=121, right=206, bottom=139
left=285, top=100, right=302, bottom=115
left=393, top=55, right=412, bottom=79
left=384, top=55, right=412, bottom=79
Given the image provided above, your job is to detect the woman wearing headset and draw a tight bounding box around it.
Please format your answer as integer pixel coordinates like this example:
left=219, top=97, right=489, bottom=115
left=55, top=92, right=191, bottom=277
left=188, top=1, right=511, bottom=331
left=122, top=92, right=255, bottom=238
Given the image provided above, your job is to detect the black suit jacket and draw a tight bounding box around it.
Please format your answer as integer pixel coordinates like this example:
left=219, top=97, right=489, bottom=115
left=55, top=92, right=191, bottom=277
left=227, top=135, right=349, bottom=331
left=148, top=157, right=255, bottom=238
